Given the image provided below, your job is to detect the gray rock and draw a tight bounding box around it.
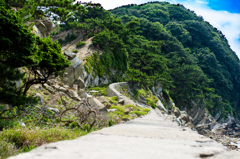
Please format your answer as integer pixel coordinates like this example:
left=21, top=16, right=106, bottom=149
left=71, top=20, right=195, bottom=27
left=97, top=96, right=110, bottom=104
left=52, top=84, right=67, bottom=93
left=124, top=99, right=135, bottom=106
left=78, top=89, right=87, bottom=99
left=89, top=97, right=106, bottom=111
left=107, top=109, right=117, bottom=112
left=173, top=107, right=181, bottom=117
left=90, top=90, right=99, bottom=94
left=118, top=98, right=124, bottom=105
left=67, top=89, right=81, bottom=101
left=43, top=83, right=55, bottom=93
left=180, top=111, right=189, bottom=122
left=65, top=57, right=84, bottom=86
left=124, top=107, right=132, bottom=115
left=93, top=76, right=99, bottom=87
left=35, top=19, right=53, bottom=37
left=35, top=93, right=44, bottom=105
left=64, top=50, right=76, bottom=60
left=156, top=100, right=167, bottom=114
left=129, top=113, right=138, bottom=118
left=122, top=118, right=130, bottom=122
left=73, top=77, right=85, bottom=89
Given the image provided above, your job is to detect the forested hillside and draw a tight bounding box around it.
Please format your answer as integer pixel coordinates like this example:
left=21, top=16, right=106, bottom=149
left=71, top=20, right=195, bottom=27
left=57, top=2, right=240, bottom=120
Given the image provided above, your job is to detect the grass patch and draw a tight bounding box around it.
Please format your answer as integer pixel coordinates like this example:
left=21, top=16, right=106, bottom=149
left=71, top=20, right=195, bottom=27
left=88, top=86, right=108, bottom=96
left=108, top=104, right=150, bottom=122
left=106, top=96, right=118, bottom=104
left=0, top=126, right=88, bottom=159
left=110, top=105, right=124, bottom=112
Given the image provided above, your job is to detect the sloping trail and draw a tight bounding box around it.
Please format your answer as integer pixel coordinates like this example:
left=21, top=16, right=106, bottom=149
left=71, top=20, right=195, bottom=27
left=9, top=84, right=240, bottom=159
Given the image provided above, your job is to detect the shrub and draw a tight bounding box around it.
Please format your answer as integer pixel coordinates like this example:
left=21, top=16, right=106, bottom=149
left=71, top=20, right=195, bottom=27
left=142, top=108, right=151, bottom=112
left=76, top=41, right=86, bottom=47
left=0, top=141, right=17, bottom=159
left=110, top=105, right=124, bottom=112
left=146, top=98, right=156, bottom=109
left=72, top=50, right=78, bottom=53
left=88, top=86, right=108, bottom=96
left=0, top=126, right=88, bottom=159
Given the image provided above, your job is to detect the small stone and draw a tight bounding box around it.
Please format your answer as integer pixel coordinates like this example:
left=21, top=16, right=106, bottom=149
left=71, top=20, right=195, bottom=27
left=35, top=93, right=44, bottom=105
left=122, top=118, right=130, bottom=122
left=129, top=113, right=138, bottom=118
left=78, top=89, right=87, bottom=99
left=64, top=50, right=76, bottom=60
left=124, top=107, right=132, bottom=115
left=43, top=83, right=55, bottom=93
left=107, top=109, right=117, bottom=112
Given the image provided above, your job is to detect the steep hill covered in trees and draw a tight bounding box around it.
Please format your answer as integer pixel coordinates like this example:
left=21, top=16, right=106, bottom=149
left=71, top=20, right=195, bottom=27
left=57, top=1, right=240, bottom=120
left=111, top=2, right=240, bottom=120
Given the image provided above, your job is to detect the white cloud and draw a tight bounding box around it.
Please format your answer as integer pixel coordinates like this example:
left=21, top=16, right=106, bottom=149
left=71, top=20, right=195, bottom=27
left=195, top=0, right=209, bottom=4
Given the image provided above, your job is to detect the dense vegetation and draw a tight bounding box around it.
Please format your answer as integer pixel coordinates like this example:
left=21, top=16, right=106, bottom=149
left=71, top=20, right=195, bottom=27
left=60, top=2, right=240, bottom=119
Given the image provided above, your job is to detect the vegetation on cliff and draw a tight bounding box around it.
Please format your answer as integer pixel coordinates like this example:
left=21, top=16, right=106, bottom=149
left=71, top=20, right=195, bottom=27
left=58, top=2, right=240, bottom=119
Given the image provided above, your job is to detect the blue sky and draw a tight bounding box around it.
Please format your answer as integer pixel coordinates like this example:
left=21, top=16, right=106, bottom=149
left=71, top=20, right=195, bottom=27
left=87, top=0, right=240, bottom=58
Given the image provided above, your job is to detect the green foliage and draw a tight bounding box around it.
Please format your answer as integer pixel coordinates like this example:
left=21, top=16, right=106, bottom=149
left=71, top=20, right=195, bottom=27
left=0, top=126, right=88, bottom=158
left=109, top=2, right=240, bottom=116
left=108, top=104, right=150, bottom=121
left=88, top=86, right=108, bottom=96
left=2, top=0, right=87, bottom=22
left=0, top=140, right=17, bottom=159
left=72, top=50, right=78, bottom=53
left=146, top=98, right=156, bottom=108
left=0, top=5, right=70, bottom=119
left=129, top=111, right=147, bottom=116
left=106, top=97, right=118, bottom=104
left=76, top=41, right=86, bottom=47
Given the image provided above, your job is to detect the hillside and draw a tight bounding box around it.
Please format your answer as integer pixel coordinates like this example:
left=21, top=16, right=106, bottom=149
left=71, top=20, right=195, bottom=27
left=55, top=2, right=240, bottom=121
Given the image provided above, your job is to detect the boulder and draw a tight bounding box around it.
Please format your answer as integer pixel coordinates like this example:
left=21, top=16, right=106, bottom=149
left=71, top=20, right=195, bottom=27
left=43, top=83, right=55, bottom=93
left=180, top=111, right=190, bottom=122
left=124, top=107, right=132, bottom=115
left=122, top=118, right=130, bottom=122
left=156, top=100, right=167, bottom=113
left=35, top=19, right=53, bottom=37
left=118, top=98, right=124, bottom=105
left=64, top=50, right=76, bottom=60
left=67, top=89, right=81, bottom=101
left=52, top=84, right=67, bottom=93
left=35, top=93, right=44, bottom=105
left=129, top=113, right=138, bottom=118
left=65, top=57, right=84, bottom=86
left=123, top=99, right=135, bottom=105
left=173, top=107, right=181, bottom=118
left=73, top=77, right=85, bottom=89
left=92, top=76, right=99, bottom=87
left=97, top=96, right=110, bottom=104
left=89, top=97, right=106, bottom=111
left=78, top=89, right=87, bottom=99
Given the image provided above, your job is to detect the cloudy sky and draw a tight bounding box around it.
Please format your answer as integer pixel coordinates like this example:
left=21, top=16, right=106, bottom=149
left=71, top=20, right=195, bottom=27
left=85, top=0, right=240, bottom=58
